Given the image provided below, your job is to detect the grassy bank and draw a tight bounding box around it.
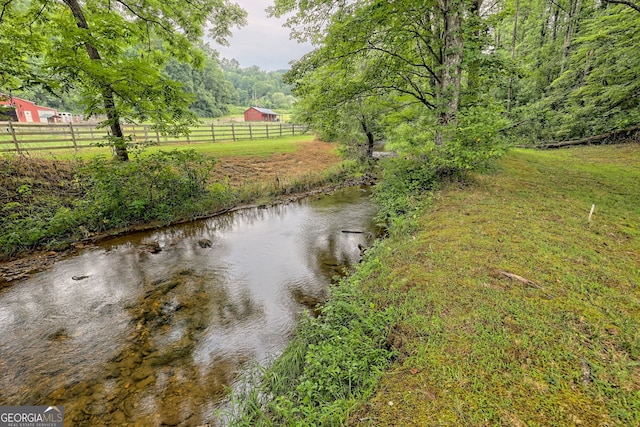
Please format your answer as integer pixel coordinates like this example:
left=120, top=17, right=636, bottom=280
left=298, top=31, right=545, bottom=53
left=0, top=138, right=345, bottom=262
left=231, top=143, right=639, bottom=426
left=32, top=134, right=315, bottom=160
left=356, top=144, right=639, bottom=426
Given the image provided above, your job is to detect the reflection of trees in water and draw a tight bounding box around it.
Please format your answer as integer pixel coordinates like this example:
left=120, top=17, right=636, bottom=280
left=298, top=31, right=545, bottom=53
left=134, top=203, right=303, bottom=249
left=307, top=193, right=376, bottom=276
left=3, top=186, right=378, bottom=425
left=314, top=232, right=350, bottom=279
left=297, top=187, right=377, bottom=315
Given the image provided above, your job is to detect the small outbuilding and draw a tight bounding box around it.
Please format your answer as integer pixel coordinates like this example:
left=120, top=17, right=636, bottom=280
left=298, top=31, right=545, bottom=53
left=244, top=107, right=279, bottom=122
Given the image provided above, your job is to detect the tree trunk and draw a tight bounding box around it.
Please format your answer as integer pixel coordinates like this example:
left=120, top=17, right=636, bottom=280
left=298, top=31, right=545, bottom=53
left=62, top=0, right=129, bottom=161
left=466, top=0, right=483, bottom=94
left=365, top=131, right=374, bottom=159
left=560, top=0, right=582, bottom=74
left=507, top=0, right=520, bottom=113
left=360, top=118, right=375, bottom=159
left=551, top=4, right=560, bottom=42
left=435, top=0, right=463, bottom=146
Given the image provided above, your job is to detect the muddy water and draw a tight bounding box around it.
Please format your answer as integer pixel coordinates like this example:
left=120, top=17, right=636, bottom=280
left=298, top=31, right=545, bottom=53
left=0, top=186, right=378, bottom=426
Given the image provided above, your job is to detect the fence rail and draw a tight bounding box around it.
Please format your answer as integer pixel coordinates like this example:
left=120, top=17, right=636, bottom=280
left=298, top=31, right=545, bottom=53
left=0, top=121, right=309, bottom=154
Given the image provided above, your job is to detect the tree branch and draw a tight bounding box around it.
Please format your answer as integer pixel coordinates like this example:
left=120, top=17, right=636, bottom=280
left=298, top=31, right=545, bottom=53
left=604, top=0, right=640, bottom=13
left=0, top=0, right=14, bottom=22
left=27, top=0, right=50, bottom=28
left=114, top=0, right=173, bottom=33
left=366, top=42, right=441, bottom=84
left=547, top=0, right=568, bottom=14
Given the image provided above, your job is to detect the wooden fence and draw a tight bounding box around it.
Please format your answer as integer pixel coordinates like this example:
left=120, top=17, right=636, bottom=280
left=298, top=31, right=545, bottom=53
left=0, top=121, right=309, bottom=153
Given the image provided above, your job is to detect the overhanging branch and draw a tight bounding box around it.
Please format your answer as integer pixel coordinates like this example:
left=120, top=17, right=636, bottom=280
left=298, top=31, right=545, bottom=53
left=604, top=0, right=640, bottom=13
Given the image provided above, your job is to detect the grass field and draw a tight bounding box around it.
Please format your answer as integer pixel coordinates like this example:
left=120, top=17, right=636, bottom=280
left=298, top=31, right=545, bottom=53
left=353, top=143, right=640, bottom=425
left=0, top=120, right=304, bottom=156
left=12, top=134, right=316, bottom=161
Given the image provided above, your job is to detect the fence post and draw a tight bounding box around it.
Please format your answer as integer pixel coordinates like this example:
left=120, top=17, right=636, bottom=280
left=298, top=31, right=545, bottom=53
left=231, top=122, right=236, bottom=141
left=211, top=123, right=216, bottom=142
left=280, top=122, right=283, bottom=137
left=266, top=123, right=269, bottom=138
left=155, top=128, right=160, bottom=145
left=8, top=121, right=20, bottom=154
left=144, top=125, right=149, bottom=143
left=69, top=122, right=78, bottom=151
left=292, top=124, right=295, bottom=136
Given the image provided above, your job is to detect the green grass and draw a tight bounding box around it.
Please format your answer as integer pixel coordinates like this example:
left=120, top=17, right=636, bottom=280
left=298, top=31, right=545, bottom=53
left=356, top=144, right=640, bottom=426
left=29, top=134, right=315, bottom=161
left=228, top=143, right=640, bottom=426
left=163, top=135, right=313, bottom=158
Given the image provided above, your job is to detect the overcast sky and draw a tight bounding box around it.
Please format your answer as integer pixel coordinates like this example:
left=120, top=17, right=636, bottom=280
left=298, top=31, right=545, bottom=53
left=210, top=0, right=313, bottom=71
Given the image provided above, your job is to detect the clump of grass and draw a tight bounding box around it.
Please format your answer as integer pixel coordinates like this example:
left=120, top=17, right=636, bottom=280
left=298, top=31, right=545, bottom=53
left=225, top=264, right=397, bottom=426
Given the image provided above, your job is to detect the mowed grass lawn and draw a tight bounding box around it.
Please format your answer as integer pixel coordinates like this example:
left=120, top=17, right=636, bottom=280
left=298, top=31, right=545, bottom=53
left=354, top=144, right=639, bottom=426
left=30, top=134, right=316, bottom=160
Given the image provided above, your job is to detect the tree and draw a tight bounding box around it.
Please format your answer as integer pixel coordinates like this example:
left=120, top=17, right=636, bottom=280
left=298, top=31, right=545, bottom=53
left=272, top=0, right=503, bottom=154
left=285, top=48, right=388, bottom=160
left=546, top=3, right=640, bottom=136
left=220, top=62, right=293, bottom=108
left=0, top=0, right=246, bottom=160
left=495, top=0, right=640, bottom=142
left=164, top=48, right=238, bottom=118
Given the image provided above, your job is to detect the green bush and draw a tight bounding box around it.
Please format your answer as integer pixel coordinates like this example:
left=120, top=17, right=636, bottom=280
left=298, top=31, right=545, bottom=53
left=78, top=149, right=218, bottom=229
left=0, top=150, right=229, bottom=258
left=372, top=156, right=439, bottom=231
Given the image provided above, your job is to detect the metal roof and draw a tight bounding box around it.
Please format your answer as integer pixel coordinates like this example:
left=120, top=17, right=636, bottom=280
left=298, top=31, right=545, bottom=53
left=248, top=107, right=278, bottom=115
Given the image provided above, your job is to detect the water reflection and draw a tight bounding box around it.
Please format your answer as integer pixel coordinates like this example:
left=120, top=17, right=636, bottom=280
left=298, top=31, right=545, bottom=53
left=0, top=186, right=377, bottom=425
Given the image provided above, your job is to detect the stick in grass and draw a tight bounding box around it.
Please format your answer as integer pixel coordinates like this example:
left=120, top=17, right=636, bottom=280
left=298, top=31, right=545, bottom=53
left=497, top=270, right=554, bottom=298
left=588, top=204, right=595, bottom=222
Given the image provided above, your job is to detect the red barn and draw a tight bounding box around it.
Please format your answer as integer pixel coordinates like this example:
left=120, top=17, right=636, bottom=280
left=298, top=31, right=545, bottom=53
left=0, top=95, right=58, bottom=123
left=244, top=107, right=278, bottom=122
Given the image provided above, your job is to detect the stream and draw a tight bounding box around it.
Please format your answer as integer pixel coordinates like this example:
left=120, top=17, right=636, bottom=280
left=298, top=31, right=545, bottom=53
left=0, top=185, right=378, bottom=426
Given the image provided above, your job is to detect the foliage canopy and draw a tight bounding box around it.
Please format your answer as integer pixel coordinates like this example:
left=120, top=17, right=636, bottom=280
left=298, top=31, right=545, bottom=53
left=0, top=0, right=247, bottom=159
left=275, top=0, right=640, bottom=158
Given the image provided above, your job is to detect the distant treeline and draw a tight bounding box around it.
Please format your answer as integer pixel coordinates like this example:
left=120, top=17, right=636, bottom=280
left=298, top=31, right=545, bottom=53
left=10, top=52, right=295, bottom=119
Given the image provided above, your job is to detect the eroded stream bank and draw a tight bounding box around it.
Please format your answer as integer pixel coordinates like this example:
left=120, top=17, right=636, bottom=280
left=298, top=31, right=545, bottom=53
left=0, top=185, right=378, bottom=426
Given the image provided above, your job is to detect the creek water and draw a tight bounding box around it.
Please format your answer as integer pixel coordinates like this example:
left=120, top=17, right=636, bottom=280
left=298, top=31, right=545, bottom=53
left=0, top=185, right=378, bottom=426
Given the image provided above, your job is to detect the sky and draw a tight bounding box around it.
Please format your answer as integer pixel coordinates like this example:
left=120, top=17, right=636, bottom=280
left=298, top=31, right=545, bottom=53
left=210, top=0, right=313, bottom=71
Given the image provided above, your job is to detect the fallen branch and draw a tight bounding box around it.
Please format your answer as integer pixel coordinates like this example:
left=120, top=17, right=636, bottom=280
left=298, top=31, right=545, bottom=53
left=537, top=125, right=640, bottom=149
left=497, top=270, right=554, bottom=298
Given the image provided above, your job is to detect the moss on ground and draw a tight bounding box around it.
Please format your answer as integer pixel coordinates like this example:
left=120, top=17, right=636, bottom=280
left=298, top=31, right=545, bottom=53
left=352, top=144, right=640, bottom=426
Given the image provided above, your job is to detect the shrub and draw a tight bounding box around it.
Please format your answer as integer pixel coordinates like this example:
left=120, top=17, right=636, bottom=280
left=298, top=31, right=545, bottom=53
left=78, top=149, right=218, bottom=229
